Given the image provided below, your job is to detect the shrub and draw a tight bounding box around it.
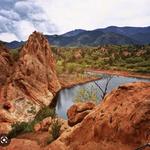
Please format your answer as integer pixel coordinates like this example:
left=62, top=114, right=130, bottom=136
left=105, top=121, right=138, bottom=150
left=75, top=87, right=99, bottom=103
left=8, top=107, right=56, bottom=138
left=35, top=107, right=56, bottom=122
left=125, top=57, right=143, bottom=64
left=10, top=48, right=20, bottom=61
left=8, top=122, right=33, bottom=138
left=51, top=119, right=61, bottom=140
left=56, top=65, right=64, bottom=74
left=134, top=67, right=150, bottom=73
left=66, top=63, right=76, bottom=73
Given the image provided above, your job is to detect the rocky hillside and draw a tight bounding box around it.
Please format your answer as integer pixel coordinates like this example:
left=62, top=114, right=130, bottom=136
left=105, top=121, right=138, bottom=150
left=0, top=32, right=61, bottom=133
left=48, top=82, right=150, bottom=150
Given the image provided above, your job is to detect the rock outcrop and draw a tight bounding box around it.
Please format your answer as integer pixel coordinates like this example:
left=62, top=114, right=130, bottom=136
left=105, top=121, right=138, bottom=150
left=48, top=82, right=150, bottom=150
left=0, top=31, right=61, bottom=129
left=67, top=102, right=95, bottom=126
left=0, top=43, right=13, bottom=104
left=2, top=31, right=61, bottom=104
left=0, top=43, right=12, bottom=87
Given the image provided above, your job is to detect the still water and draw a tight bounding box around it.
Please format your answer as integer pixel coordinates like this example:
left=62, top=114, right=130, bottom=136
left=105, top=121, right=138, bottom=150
left=56, top=74, right=150, bottom=119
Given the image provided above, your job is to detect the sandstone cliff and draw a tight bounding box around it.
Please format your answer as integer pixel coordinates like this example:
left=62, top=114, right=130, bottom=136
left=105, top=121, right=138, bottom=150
left=0, top=43, right=12, bottom=95
left=0, top=31, right=61, bottom=129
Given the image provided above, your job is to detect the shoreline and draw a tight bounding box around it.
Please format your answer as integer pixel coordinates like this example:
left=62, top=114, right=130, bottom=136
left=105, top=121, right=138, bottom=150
left=58, top=69, right=150, bottom=90
left=86, top=69, right=150, bottom=80
left=59, top=74, right=101, bottom=89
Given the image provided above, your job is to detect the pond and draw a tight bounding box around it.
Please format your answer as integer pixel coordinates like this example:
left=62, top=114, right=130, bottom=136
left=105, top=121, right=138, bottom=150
left=56, top=73, right=150, bottom=119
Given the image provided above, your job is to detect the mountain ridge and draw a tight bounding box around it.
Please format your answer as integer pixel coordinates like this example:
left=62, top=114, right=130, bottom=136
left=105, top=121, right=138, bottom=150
left=3, top=26, right=150, bottom=48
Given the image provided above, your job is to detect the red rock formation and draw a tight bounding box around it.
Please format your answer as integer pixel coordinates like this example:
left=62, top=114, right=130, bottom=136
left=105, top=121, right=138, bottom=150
left=47, top=82, right=150, bottom=150
left=0, top=44, right=12, bottom=86
left=0, top=44, right=12, bottom=103
left=2, top=31, right=60, bottom=104
left=0, top=31, right=61, bottom=126
left=67, top=102, right=95, bottom=126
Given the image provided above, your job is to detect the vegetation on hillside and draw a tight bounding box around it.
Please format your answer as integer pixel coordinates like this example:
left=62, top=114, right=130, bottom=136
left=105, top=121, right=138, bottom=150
left=8, top=107, right=56, bottom=138
left=9, top=45, right=150, bottom=74
left=52, top=45, right=150, bottom=74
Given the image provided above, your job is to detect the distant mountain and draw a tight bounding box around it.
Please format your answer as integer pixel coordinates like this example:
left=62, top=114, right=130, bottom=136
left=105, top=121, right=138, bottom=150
left=4, top=26, right=150, bottom=48
left=5, top=41, right=24, bottom=49
left=98, top=26, right=150, bottom=36
left=62, top=29, right=85, bottom=37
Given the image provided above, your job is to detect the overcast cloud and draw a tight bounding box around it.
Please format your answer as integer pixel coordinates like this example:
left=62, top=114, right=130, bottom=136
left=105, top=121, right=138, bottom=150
left=0, top=0, right=149, bottom=42
left=0, top=0, right=57, bottom=42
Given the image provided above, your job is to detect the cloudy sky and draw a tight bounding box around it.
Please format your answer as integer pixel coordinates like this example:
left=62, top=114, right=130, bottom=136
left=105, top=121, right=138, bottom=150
left=0, top=0, right=149, bottom=42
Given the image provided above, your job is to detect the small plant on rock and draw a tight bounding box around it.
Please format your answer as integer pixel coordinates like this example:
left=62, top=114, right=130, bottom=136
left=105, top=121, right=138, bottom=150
left=8, top=122, right=33, bottom=138
left=35, top=107, right=56, bottom=122
left=8, top=107, right=56, bottom=138
left=51, top=119, right=61, bottom=140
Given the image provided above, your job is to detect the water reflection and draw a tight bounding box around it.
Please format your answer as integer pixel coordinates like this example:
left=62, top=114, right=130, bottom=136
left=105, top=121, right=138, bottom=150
left=56, top=74, right=150, bottom=119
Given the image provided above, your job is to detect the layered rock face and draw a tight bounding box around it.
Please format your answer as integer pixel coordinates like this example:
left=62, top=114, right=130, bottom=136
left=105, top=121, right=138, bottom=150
left=48, top=82, right=150, bottom=150
left=0, top=31, right=61, bottom=128
left=2, top=31, right=61, bottom=104
left=0, top=44, right=12, bottom=94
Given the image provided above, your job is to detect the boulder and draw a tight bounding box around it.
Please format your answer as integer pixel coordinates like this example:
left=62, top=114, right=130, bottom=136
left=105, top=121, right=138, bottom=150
left=3, top=102, right=12, bottom=110
left=34, top=117, right=52, bottom=132
left=34, top=123, right=41, bottom=132
left=67, top=102, right=95, bottom=126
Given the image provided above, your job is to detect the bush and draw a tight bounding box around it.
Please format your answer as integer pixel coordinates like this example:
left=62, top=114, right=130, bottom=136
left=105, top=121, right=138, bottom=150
left=134, top=67, right=150, bottom=73
left=8, top=122, right=34, bottom=138
left=125, top=57, right=143, bottom=64
left=8, top=107, right=56, bottom=138
left=10, top=48, right=20, bottom=61
left=35, top=107, right=56, bottom=122
left=51, top=119, right=61, bottom=140
left=75, top=87, right=99, bottom=103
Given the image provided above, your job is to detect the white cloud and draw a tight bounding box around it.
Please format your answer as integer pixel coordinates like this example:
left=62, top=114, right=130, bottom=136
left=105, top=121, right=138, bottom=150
left=0, top=32, right=19, bottom=42
left=0, top=10, right=20, bottom=21
left=0, top=0, right=149, bottom=42
left=38, top=0, right=150, bottom=33
left=15, top=20, right=36, bottom=40
left=0, top=0, right=57, bottom=42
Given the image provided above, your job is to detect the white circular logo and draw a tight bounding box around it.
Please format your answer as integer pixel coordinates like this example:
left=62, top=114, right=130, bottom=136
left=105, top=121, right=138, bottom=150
left=0, top=134, right=11, bottom=147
